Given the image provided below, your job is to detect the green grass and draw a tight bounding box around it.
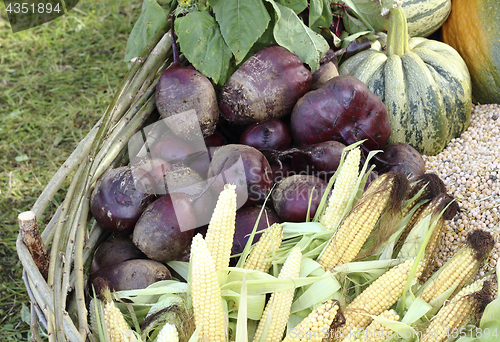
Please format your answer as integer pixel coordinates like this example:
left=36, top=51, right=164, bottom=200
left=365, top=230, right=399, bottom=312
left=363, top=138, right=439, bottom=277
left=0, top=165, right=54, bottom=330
left=0, top=1, right=144, bottom=339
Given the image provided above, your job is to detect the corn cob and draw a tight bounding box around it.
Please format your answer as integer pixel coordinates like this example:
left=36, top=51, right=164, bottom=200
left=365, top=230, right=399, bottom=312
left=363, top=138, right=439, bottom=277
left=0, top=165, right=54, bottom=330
left=205, top=183, right=237, bottom=271
left=89, top=296, right=102, bottom=335
left=396, top=173, right=447, bottom=246
left=420, top=229, right=494, bottom=303
left=420, top=281, right=492, bottom=342
left=156, top=323, right=179, bottom=342
left=318, top=172, right=408, bottom=271
left=190, top=234, right=226, bottom=342
left=244, top=223, right=283, bottom=272
left=401, top=173, right=447, bottom=219
left=253, top=247, right=302, bottom=342
left=417, top=194, right=460, bottom=278
left=282, top=299, right=343, bottom=342
left=102, top=288, right=131, bottom=342
left=337, top=259, right=423, bottom=341
left=320, top=147, right=361, bottom=231
left=364, top=309, right=400, bottom=342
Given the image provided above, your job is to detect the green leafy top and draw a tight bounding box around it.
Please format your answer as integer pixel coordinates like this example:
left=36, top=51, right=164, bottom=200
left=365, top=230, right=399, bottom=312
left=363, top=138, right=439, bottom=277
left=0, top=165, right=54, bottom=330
left=124, top=0, right=400, bottom=85
left=125, top=0, right=334, bottom=84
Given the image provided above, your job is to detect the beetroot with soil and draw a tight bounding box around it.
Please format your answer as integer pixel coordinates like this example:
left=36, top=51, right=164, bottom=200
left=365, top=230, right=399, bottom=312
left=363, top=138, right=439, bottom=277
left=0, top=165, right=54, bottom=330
left=155, top=21, right=218, bottom=138
left=132, top=193, right=197, bottom=263
left=272, top=174, right=328, bottom=222
left=220, top=45, right=312, bottom=125
left=90, top=166, right=156, bottom=234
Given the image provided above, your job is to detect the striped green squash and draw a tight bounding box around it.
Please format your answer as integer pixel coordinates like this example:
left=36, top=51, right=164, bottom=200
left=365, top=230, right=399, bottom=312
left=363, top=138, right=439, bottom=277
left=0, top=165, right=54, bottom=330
left=402, top=0, right=451, bottom=37
left=339, top=6, right=472, bottom=156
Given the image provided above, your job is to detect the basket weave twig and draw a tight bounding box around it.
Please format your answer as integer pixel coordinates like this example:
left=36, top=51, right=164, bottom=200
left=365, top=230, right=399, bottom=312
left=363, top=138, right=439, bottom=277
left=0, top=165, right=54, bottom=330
left=16, top=23, right=174, bottom=342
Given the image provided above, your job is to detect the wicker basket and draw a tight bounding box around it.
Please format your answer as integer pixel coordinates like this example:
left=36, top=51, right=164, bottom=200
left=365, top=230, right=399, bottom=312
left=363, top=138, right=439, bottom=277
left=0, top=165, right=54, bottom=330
left=17, top=23, right=173, bottom=342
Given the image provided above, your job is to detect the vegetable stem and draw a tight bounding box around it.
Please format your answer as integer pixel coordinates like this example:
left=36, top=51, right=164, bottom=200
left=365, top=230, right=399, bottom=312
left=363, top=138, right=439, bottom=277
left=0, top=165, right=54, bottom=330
left=386, top=7, right=410, bottom=56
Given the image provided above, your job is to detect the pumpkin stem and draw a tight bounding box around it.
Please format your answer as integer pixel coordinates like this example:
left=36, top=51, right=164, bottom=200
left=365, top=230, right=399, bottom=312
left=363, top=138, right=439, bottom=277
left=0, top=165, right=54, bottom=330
left=386, top=7, right=410, bottom=56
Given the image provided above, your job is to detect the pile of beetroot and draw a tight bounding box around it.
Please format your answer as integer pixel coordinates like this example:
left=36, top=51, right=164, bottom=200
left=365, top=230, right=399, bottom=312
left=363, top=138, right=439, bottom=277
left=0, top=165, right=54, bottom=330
left=88, top=30, right=426, bottom=293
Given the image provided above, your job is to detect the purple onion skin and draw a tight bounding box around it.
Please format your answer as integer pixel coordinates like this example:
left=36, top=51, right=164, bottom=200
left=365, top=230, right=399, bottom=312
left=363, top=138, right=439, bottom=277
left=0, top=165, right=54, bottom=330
left=240, top=119, right=292, bottom=151
left=220, top=45, right=312, bottom=125
left=272, top=175, right=328, bottom=222
left=290, top=75, right=391, bottom=151
left=90, top=166, right=156, bottom=234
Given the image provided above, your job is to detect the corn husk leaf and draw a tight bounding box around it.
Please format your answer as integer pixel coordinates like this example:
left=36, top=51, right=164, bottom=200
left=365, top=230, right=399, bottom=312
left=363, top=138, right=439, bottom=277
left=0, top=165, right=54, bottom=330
left=167, top=261, right=190, bottom=281
left=235, top=273, right=248, bottom=342
left=91, top=288, right=110, bottom=342
left=367, top=313, right=417, bottom=342
left=223, top=289, right=265, bottom=321
left=401, top=296, right=432, bottom=325
left=187, top=327, right=200, bottom=342
left=221, top=266, right=330, bottom=295
left=378, top=198, right=429, bottom=260
left=313, top=141, right=378, bottom=227
left=397, top=214, right=433, bottom=260
left=235, top=195, right=273, bottom=269
left=290, top=271, right=341, bottom=313
left=454, top=338, right=477, bottom=342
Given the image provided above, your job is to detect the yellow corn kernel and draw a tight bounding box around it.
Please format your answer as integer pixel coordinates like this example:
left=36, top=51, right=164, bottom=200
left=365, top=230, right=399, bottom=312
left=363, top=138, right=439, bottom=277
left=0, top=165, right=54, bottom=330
left=205, top=184, right=237, bottom=271
left=364, top=309, right=400, bottom=342
left=418, top=194, right=459, bottom=275
left=396, top=202, right=428, bottom=249
left=282, top=299, right=342, bottom=342
left=337, top=259, right=423, bottom=340
left=244, top=223, right=283, bottom=272
left=253, top=247, right=302, bottom=342
left=320, top=147, right=361, bottom=231
left=318, top=172, right=404, bottom=271
left=190, top=234, right=226, bottom=342
left=420, top=282, right=491, bottom=342
left=420, top=229, right=494, bottom=303
left=103, top=298, right=131, bottom=342
left=156, top=323, right=179, bottom=342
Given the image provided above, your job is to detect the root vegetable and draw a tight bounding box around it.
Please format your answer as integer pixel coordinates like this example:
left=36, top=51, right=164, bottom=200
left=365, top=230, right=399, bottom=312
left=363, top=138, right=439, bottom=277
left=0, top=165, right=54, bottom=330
left=155, top=20, right=218, bottom=138
left=90, top=235, right=146, bottom=274
left=90, top=259, right=171, bottom=292
left=290, top=75, right=391, bottom=151
left=207, top=144, right=273, bottom=208
left=239, top=119, right=292, bottom=151
left=376, top=143, right=425, bottom=181
left=90, top=166, right=156, bottom=234
left=309, top=49, right=341, bottom=90
left=232, top=206, right=282, bottom=256
left=220, top=45, right=312, bottom=125
left=289, top=140, right=346, bottom=175
left=272, top=175, right=328, bottom=222
left=132, top=193, right=197, bottom=263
